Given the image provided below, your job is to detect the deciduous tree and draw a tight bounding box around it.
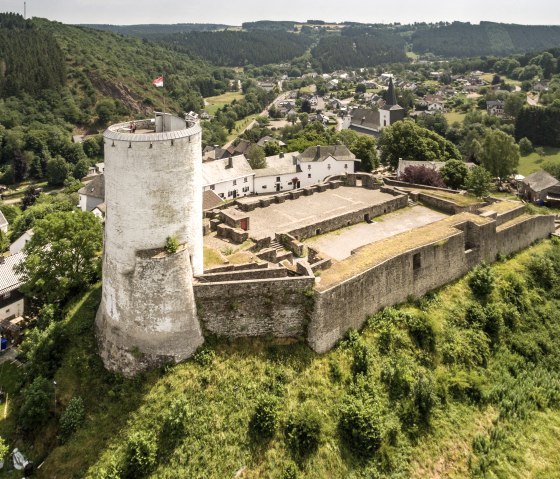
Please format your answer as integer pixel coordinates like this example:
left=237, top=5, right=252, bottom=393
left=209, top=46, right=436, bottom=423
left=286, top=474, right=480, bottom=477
left=16, top=211, right=103, bottom=304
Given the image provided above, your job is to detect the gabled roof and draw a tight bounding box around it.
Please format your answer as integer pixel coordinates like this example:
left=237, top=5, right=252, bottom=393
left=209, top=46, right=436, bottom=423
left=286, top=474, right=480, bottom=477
left=202, top=155, right=254, bottom=186
left=0, top=252, right=25, bottom=296
left=228, top=139, right=251, bottom=155
left=349, top=107, right=381, bottom=131
left=522, top=170, right=560, bottom=192
left=298, top=145, right=356, bottom=163
left=202, top=190, right=224, bottom=211
left=486, top=100, right=504, bottom=108
left=254, top=153, right=300, bottom=178
left=78, top=174, right=105, bottom=199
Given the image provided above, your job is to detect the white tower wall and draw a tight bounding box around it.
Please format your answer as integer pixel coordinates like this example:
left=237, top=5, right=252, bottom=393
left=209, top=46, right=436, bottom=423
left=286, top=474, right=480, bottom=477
left=96, top=115, right=204, bottom=376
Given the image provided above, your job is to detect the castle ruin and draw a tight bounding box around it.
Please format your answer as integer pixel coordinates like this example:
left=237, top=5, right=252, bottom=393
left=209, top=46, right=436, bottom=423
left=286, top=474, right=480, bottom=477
left=96, top=114, right=556, bottom=376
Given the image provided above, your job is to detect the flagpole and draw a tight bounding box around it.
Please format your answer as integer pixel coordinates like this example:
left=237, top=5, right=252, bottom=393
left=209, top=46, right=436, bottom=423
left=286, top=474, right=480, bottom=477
left=162, top=73, right=166, bottom=133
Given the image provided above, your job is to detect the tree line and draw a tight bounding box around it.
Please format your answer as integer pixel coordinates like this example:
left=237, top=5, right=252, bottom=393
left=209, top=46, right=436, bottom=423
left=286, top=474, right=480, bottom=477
left=0, top=13, right=66, bottom=98
left=413, top=21, right=560, bottom=58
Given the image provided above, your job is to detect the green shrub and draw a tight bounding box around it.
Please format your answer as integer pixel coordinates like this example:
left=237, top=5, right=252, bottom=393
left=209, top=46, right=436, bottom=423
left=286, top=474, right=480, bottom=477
left=500, top=274, right=530, bottom=312
left=465, top=303, right=487, bottom=328
left=59, top=396, right=85, bottom=441
left=160, top=398, right=190, bottom=453
left=18, top=376, right=53, bottom=433
left=468, top=263, right=495, bottom=300
left=281, top=462, right=299, bottom=479
left=249, top=394, right=280, bottom=440
left=164, top=235, right=179, bottom=254
left=351, top=341, right=371, bottom=378
left=193, top=346, right=215, bottom=366
left=123, top=430, right=158, bottom=479
left=284, top=405, right=322, bottom=461
left=339, top=394, right=384, bottom=457
left=405, top=311, right=436, bottom=352
left=0, top=436, right=9, bottom=464
left=413, top=372, right=437, bottom=425
left=381, top=356, right=415, bottom=400
left=518, top=137, right=533, bottom=155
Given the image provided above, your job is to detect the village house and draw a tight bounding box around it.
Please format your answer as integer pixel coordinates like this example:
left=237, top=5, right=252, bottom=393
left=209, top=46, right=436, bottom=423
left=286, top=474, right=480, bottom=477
left=202, top=155, right=255, bottom=200
left=487, top=100, right=504, bottom=116
left=78, top=174, right=105, bottom=212
left=520, top=170, right=560, bottom=206
left=0, top=252, right=25, bottom=323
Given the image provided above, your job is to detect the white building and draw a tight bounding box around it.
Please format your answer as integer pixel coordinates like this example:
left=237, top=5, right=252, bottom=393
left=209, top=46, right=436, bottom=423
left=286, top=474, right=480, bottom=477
left=202, top=155, right=255, bottom=200
left=253, top=146, right=358, bottom=194
left=78, top=174, right=105, bottom=212
left=0, top=252, right=25, bottom=322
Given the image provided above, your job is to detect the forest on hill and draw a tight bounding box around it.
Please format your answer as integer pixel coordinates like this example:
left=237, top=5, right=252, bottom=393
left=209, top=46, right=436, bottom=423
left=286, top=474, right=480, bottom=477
left=82, top=23, right=229, bottom=35
left=0, top=15, right=235, bottom=187
left=147, top=30, right=314, bottom=67
left=311, top=27, right=408, bottom=71
left=413, top=21, right=560, bottom=57
left=0, top=13, right=66, bottom=98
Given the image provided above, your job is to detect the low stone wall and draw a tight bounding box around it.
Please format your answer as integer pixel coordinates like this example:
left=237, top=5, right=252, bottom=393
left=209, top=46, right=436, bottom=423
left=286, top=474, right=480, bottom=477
left=383, top=177, right=461, bottom=193
left=196, top=267, right=288, bottom=283
left=493, top=205, right=527, bottom=226
left=417, top=193, right=484, bottom=214
left=289, top=194, right=407, bottom=241
left=496, top=215, right=555, bottom=257
left=277, top=233, right=305, bottom=257
left=194, top=276, right=315, bottom=338
left=205, top=262, right=267, bottom=274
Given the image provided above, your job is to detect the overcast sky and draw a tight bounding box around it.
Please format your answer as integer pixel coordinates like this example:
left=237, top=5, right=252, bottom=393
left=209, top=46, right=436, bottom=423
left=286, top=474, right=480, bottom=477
left=4, top=0, right=560, bottom=26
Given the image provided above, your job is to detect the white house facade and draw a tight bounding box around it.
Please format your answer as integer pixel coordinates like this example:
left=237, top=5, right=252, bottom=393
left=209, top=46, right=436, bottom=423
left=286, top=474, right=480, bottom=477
left=202, top=155, right=255, bottom=200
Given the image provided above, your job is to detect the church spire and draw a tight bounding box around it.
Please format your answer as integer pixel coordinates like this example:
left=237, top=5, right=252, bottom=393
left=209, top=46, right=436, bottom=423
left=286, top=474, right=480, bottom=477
left=386, top=77, right=397, bottom=106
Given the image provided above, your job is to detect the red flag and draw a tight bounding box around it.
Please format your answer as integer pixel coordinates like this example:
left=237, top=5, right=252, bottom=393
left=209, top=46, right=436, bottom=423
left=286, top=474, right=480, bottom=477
left=152, top=76, right=164, bottom=87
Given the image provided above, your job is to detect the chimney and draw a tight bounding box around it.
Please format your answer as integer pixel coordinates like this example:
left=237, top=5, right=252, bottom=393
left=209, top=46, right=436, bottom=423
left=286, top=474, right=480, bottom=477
left=316, top=145, right=321, bottom=160
left=280, top=152, right=284, bottom=158
left=226, top=157, right=233, bottom=169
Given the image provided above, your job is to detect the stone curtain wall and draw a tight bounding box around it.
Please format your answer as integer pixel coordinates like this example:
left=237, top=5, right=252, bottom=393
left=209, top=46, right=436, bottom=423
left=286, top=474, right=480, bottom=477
left=307, top=231, right=470, bottom=353
left=307, top=213, right=554, bottom=353
left=194, top=276, right=315, bottom=338
left=496, top=215, right=555, bottom=257
left=192, top=212, right=553, bottom=355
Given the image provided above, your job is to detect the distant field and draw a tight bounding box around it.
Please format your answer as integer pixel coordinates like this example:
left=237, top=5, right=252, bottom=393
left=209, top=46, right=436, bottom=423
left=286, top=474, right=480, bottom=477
left=204, top=91, right=244, bottom=115
left=444, top=111, right=467, bottom=124
left=518, top=147, right=560, bottom=176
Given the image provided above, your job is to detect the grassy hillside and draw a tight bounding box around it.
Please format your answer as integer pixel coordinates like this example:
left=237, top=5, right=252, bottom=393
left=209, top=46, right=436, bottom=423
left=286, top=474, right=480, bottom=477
left=3, top=238, right=560, bottom=478
left=518, top=147, right=560, bottom=176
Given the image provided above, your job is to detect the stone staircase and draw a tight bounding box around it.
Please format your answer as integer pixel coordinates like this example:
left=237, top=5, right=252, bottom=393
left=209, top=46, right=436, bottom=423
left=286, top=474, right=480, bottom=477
left=270, top=239, right=293, bottom=263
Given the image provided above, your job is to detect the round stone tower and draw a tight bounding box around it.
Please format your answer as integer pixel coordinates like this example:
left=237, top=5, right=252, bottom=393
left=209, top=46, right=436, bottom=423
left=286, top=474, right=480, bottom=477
left=96, top=113, right=204, bottom=376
